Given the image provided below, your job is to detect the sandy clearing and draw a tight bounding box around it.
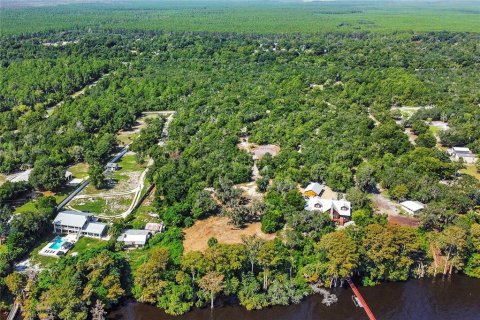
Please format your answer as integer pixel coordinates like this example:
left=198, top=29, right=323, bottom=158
left=183, top=216, right=276, bottom=254
left=235, top=181, right=264, bottom=201
left=237, top=136, right=280, bottom=160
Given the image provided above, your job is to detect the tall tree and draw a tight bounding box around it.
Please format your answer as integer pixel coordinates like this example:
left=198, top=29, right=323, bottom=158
left=257, top=241, right=283, bottom=290
left=317, top=230, right=359, bottom=287
left=198, top=272, right=224, bottom=309
left=242, top=235, right=264, bottom=273
left=437, top=225, right=468, bottom=275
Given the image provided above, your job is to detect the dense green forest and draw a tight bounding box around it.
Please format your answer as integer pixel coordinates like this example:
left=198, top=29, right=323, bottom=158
left=1, top=1, right=480, bottom=35
left=0, top=1, right=480, bottom=318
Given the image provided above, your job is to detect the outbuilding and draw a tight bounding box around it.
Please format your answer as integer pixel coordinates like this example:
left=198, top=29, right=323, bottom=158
left=400, top=201, right=425, bottom=215
left=117, top=229, right=151, bottom=248
left=448, top=147, right=477, bottom=164
left=303, top=182, right=324, bottom=198
left=105, top=162, right=119, bottom=171
left=144, top=222, right=164, bottom=234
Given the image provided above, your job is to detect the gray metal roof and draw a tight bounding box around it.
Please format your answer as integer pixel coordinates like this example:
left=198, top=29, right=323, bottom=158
left=53, top=211, right=92, bottom=228
left=83, top=222, right=107, bottom=235
left=124, top=229, right=150, bottom=235
left=117, top=229, right=151, bottom=244
left=305, top=182, right=324, bottom=195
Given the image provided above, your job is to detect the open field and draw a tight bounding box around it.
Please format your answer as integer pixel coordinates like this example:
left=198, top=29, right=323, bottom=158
left=460, top=164, right=480, bottom=181
left=69, top=154, right=147, bottom=216
left=183, top=216, right=276, bottom=254
left=68, top=236, right=105, bottom=255
left=67, top=162, right=89, bottom=179
left=1, top=1, right=480, bottom=36
left=14, top=187, right=76, bottom=213
left=128, top=189, right=161, bottom=229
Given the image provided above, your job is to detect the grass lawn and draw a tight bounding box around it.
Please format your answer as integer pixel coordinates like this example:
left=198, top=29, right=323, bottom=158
left=68, top=162, right=89, bottom=179
left=117, top=154, right=146, bottom=172
left=0, top=244, right=7, bottom=254
left=70, top=195, right=134, bottom=216
left=117, top=131, right=139, bottom=147
left=128, top=202, right=159, bottom=229
left=68, top=237, right=106, bottom=255
left=460, top=164, right=480, bottom=181
left=15, top=186, right=77, bottom=213
left=70, top=198, right=107, bottom=214
left=14, top=201, right=37, bottom=213
left=0, top=174, right=6, bottom=186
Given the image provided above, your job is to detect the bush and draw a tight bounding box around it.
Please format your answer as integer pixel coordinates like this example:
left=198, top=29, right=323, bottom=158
left=261, top=209, right=283, bottom=234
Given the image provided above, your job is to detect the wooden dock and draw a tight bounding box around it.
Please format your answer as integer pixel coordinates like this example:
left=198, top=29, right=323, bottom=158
left=347, top=278, right=376, bottom=320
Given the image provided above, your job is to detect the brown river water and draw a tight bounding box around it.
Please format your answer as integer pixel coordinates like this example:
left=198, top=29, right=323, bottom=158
left=108, top=275, right=480, bottom=320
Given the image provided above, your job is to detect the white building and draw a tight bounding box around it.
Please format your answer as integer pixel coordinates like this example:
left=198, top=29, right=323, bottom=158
left=64, top=170, right=73, bottom=181
left=106, top=162, right=119, bottom=171
left=400, top=201, right=425, bottom=215
left=52, top=211, right=107, bottom=238
left=448, top=147, right=477, bottom=164
left=305, top=197, right=352, bottom=225
left=117, top=229, right=151, bottom=247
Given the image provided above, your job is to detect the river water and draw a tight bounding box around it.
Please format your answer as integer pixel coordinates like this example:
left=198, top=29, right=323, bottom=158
left=108, top=275, right=480, bottom=320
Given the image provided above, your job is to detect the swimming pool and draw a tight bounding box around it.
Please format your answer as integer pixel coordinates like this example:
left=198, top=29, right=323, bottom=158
left=49, top=236, right=65, bottom=250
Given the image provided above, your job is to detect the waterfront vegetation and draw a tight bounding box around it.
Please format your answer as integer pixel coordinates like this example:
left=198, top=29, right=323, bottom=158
left=0, top=0, right=480, bottom=318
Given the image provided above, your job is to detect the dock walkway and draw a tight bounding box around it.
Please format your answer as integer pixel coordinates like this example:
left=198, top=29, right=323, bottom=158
left=347, top=278, right=376, bottom=320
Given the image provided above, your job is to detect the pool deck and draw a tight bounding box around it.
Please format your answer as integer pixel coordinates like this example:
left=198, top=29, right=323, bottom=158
left=39, top=234, right=77, bottom=258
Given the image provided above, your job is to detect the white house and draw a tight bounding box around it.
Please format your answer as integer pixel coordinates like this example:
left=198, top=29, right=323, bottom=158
left=448, top=147, right=477, bottom=164
left=117, top=229, right=151, bottom=248
left=305, top=197, right=352, bottom=226
left=400, top=201, right=425, bottom=215
left=52, top=211, right=107, bottom=238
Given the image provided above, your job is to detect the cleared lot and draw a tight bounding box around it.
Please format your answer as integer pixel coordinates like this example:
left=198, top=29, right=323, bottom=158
left=183, top=216, right=275, bottom=253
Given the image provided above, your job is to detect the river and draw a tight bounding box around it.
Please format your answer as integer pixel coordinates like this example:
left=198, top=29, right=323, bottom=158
left=108, top=275, right=480, bottom=320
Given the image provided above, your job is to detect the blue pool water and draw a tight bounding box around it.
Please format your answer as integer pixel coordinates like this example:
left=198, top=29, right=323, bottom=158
left=49, top=236, right=65, bottom=250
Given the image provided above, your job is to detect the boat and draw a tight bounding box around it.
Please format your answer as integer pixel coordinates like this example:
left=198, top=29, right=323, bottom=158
left=352, top=295, right=363, bottom=308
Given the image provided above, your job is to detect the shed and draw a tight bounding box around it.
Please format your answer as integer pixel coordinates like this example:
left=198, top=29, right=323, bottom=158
left=106, top=162, right=119, bottom=171
left=145, top=222, right=164, bottom=234
left=400, top=201, right=425, bottom=215
left=449, top=147, right=477, bottom=164
left=304, top=182, right=324, bottom=197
